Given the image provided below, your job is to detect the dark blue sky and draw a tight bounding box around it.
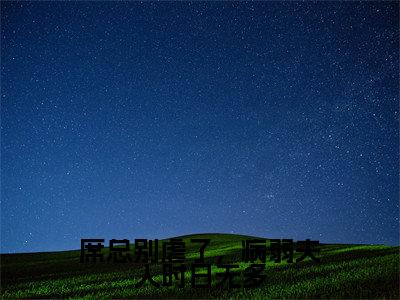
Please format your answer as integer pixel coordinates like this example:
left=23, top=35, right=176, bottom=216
left=1, top=1, right=398, bottom=253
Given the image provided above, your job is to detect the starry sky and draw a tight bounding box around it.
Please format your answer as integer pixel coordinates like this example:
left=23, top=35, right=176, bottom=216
left=1, top=1, right=399, bottom=253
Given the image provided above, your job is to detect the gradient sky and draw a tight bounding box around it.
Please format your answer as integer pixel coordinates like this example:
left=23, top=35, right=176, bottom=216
left=1, top=1, right=399, bottom=253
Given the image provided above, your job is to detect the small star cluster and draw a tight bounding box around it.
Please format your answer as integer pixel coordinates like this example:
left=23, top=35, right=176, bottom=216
left=1, top=1, right=398, bottom=252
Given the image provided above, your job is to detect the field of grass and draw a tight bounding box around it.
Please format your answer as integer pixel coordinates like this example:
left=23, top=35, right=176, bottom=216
left=1, top=233, right=399, bottom=299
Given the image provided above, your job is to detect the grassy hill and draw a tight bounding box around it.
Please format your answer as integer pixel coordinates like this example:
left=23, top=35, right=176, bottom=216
left=1, top=233, right=399, bottom=299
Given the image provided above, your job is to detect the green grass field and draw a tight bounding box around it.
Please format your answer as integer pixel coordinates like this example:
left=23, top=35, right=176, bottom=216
left=1, top=233, right=399, bottom=299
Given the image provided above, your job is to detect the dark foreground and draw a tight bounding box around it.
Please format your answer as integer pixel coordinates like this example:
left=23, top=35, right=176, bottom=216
left=1, top=233, right=399, bottom=299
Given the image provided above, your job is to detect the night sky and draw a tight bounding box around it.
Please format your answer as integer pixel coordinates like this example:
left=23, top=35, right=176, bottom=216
left=1, top=1, right=399, bottom=253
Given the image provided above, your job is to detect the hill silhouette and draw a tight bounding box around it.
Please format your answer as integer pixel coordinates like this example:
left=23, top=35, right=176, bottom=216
left=1, top=233, right=399, bottom=299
